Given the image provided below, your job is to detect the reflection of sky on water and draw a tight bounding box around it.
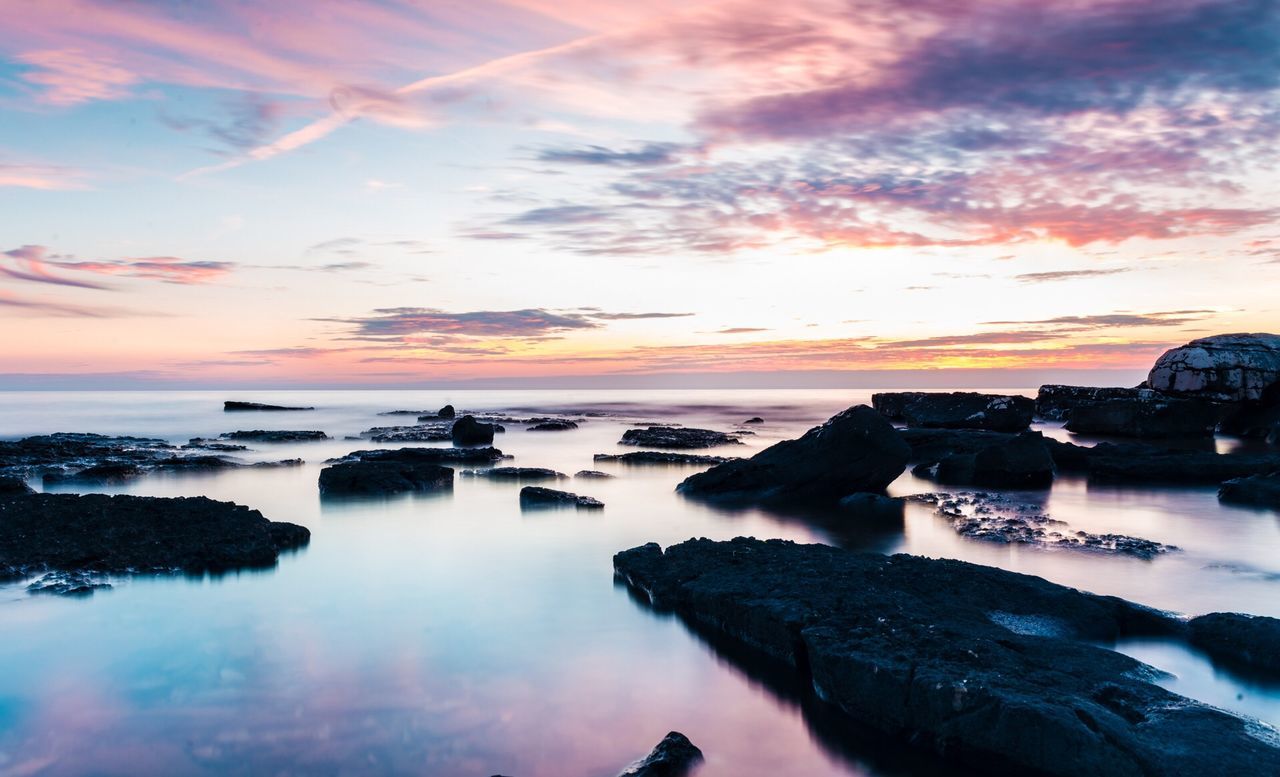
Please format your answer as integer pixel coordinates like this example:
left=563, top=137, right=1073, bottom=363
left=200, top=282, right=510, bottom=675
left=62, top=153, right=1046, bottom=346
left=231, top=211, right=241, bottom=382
left=0, top=389, right=1277, bottom=775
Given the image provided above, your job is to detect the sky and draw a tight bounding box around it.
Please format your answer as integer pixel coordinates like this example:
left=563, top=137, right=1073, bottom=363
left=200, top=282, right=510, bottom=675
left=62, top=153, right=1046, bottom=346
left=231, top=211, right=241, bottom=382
left=1, top=0, right=1278, bottom=388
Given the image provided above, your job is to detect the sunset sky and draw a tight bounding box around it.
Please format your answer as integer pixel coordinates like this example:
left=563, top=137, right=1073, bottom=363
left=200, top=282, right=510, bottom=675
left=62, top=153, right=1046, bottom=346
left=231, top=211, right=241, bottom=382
left=2, top=0, right=1278, bottom=387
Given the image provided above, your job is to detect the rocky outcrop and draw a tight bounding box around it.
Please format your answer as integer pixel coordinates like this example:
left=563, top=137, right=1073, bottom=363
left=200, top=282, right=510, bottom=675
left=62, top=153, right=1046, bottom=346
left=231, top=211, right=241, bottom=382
left=0, top=492, right=309, bottom=580
left=1218, top=474, right=1280, bottom=509
left=462, top=467, right=566, bottom=482
left=360, top=423, right=452, bottom=443
left=318, top=460, right=454, bottom=496
left=224, top=401, right=314, bottom=411
left=528, top=420, right=579, bottom=431
left=330, top=447, right=508, bottom=465
left=26, top=571, right=112, bottom=596
left=614, top=538, right=1277, bottom=776
left=915, top=431, right=1055, bottom=488
left=594, top=452, right=738, bottom=465
left=575, top=470, right=615, bottom=478
left=1036, top=385, right=1148, bottom=420
left=1219, top=382, right=1280, bottom=441
left=620, top=427, right=743, bottom=449
left=1036, top=385, right=1222, bottom=437
left=1147, top=333, right=1280, bottom=402
left=1188, top=613, right=1280, bottom=675
left=1084, top=444, right=1280, bottom=484
left=678, top=406, right=908, bottom=504
left=518, top=486, right=603, bottom=509
left=872, top=392, right=1034, bottom=432
left=742, top=417, right=764, bottom=424
left=221, top=430, right=329, bottom=443
left=616, top=731, right=703, bottom=777
left=451, top=415, right=495, bottom=446
left=0, top=475, right=34, bottom=495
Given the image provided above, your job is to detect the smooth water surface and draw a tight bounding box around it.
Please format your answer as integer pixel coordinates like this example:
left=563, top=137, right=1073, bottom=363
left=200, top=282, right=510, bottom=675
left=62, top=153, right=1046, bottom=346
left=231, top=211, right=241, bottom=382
left=0, top=389, right=1277, bottom=776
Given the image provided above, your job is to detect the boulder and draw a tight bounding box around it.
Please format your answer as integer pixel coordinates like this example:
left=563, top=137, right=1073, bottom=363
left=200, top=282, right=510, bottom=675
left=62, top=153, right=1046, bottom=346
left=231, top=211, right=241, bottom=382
left=614, top=538, right=1276, bottom=776
left=619, top=427, right=743, bottom=449
left=594, top=452, right=738, bottom=465
left=677, top=406, right=909, bottom=504
left=1218, top=474, right=1280, bottom=509
left=921, top=431, right=1055, bottom=488
left=318, top=461, right=454, bottom=496
left=224, top=401, right=314, bottom=411
left=1147, top=333, right=1280, bottom=402
left=742, top=417, right=765, bottom=424
left=451, top=415, right=495, bottom=446
left=616, top=731, right=703, bottom=777
left=872, top=392, right=1033, bottom=432
left=437, top=404, right=456, bottom=419
left=574, top=470, right=615, bottom=478
left=518, top=486, right=603, bottom=509
left=0, top=493, right=309, bottom=580
left=1188, top=613, right=1280, bottom=675
left=221, top=430, right=329, bottom=443
left=462, top=467, right=566, bottom=482
left=1064, top=396, right=1222, bottom=438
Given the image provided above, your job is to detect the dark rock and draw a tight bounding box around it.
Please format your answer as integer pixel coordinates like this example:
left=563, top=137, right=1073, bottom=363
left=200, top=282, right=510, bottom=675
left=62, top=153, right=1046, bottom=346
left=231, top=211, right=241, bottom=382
left=0, top=475, right=34, bottom=495
left=615, top=538, right=1274, bottom=776
left=27, top=571, right=112, bottom=597
left=318, top=461, right=454, bottom=496
left=620, top=426, right=742, bottom=449
left=1086, top=444, right=1280, bottom=484
left=437, top=404, right=456, bottom=419
left=575, top=470, right=615, bottom=478
left=678, top=406, right=908, bottom=504
left=899, top=428, right=1016, bottom=462
left=332, top=447, right=508, bottom=465
left=463, top=467, right=566, bottom=482
left=1035, top=385, right=1155, bottom=421
left=451, top=415, right=495, bottom=446
left=1219, top=382, right=1280, bottom=440
left=743, top=417, right=765, bottom=424
left=1065, top=396, right=1222, bottom=438
left=0, top=493, right=309, bottom=580
left=0, top=433, right=174, bottom=475
left=378, top=409, right=435, bottom=416
left=221, top=430, right=329, bottom=443
left=224, top=401, right=314, bottom=411
left=1147, top=333, right=1280, bottom=402
left=594, top=452, right=737, bottom=465
left=519, top=486, right=603, bottom=509
left=872, top=392, right=1034, bottom=432
left=43, top=462, right=145, bottom=486
left=528, top=420, right=579, bottom=431
left=184, top=439, right=249, bottom=452
left=1219, top=474, right=1280, bottom=509
left=919, top=432, right=1055, bottom=489
left=616, top=731, right=703, bottom=777
left=1188, top=612, right=1280, bottom=675
left=362, top=424, right=452, bottom=443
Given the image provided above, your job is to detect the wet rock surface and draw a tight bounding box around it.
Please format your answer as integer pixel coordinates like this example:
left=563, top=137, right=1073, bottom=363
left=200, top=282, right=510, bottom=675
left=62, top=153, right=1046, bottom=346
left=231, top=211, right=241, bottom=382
left=1065, top=395, right=1223, bottom=438
left=1147, top=333, right=1280, bottom=402
left=360, top=423, right=453, bottom=443
left=184, top=440, right=249, bottom=452
left=914, top=431, right=1055, bottom=488
left=452, top=415, right=496, bottom=446
left=27, top=571, right=112, bottom=597
left=1219, top=383, right=1280, bottom=441
left=1218, top=474, right=1280, bottom=509
left=574, top=469, right=615, bottom=478
left=1188, top=613, right=1280, bottom=675
left=1036, top=385, right=1151, bottom=421
left=678, top=406, right=908, bottom=504
left=330, top=447, right=508, bottom=465
left=0, top=475, right=35, bottom=495
left=594, top=452, right=738, bottom=465
left=224, top=401, right=314, bottom=411
left=873, top=392, right=1034, bottom=432
left=614, top=537, right=1277, bottom=776
left=527, top=420, right=579, bottom=431
left=463, top=467, right=566, bottom=482
left=318, top=460, right=454, bottom=496
left=518, top=486, right=603, bottom=509
left=616, top=731, right=703, bottom=777
left=0, top=492, right=309, bottom=580
left=620, top=426, right=743, bottom=449
left=220, top=430, right=329, bottom=443
left=909, top=492, right=1175, bottom=558
left=742, top=417, right=765, bottom=424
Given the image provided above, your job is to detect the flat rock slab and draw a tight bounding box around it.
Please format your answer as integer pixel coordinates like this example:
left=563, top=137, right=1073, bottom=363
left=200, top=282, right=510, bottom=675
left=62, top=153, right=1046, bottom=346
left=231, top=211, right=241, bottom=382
left=615, top=538, right=1279, bottom=776
left=463, top=467, right=566, bottom=482
left=620, top=426, right=743, bottom=449
left=318, top=461, right=454, bottom=496
left=1219, top=474, right=1280, bottom=509
left=1189, top=613, right=1280, bottom=675
left=873, top=392, right=1034, bottom=432
left=528, top=420, right=579, bottom=431
left=224, top=401, right=314, bottom=411
left=221, top=430, right=329, bottom=443
left=519, top=486, right=603, bottom=509
left=594, top=452, right=737, bottom=465
left=331, top=447, right=508, bottom=465
left=0, top=493, right=309, bottom=580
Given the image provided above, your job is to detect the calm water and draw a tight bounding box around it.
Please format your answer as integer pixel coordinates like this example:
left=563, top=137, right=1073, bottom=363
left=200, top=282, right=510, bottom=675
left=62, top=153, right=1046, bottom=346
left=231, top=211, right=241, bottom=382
left=0, top=389, right=1277, bottom=777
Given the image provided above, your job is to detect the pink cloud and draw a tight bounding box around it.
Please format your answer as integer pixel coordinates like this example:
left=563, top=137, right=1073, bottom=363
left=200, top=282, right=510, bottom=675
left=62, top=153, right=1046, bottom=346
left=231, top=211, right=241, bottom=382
left=16, top=49, right=137, bottom=106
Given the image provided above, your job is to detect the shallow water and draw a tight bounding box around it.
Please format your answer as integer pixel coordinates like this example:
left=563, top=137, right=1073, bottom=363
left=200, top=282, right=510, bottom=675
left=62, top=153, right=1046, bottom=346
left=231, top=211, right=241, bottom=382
left=0, top=389, right=1277, bottom=776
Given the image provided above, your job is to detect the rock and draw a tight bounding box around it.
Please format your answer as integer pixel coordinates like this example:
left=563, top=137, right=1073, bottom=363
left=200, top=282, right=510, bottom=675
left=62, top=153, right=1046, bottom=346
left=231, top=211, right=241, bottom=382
left=221, top=430, right=329, bottom=443
left=678, top=406, right=908, bottom=504
left=378, top=409, right=435, bottom=416
left=224, top=401, right=314, bottom=411
left=27, top=571, right=112, bottom=597
left=594, top=452, right=738, bottom=465
left=0, top=493, right=309, bottom=580
left=1086, top=444, right=1280, bottom=484
left=899, top=428, right=1016, bottom=463
left=616, top=731, right=703, bottom=777
left=0, top=475, right=34, bottom=495
left=1035, top=385, right=1152, bottom=420
left=1064, top=396, right=1222, bottom=438
left=318, top=461, right=454, bottom=496
left=519, top=486, right=603, bottom=509
left=331, top=447, right=508, bottom=465
left=1219, top=382, right=1280, bottom=440
left=620, top=427, right=743, bottom=449
left=528, top=420, right=579, bottom=431
left=574, top=470, right=615, bottom=478
left=1218, top=474, right=1280, bottom=509
left=872, top=392, right=1034, bottom=432
left=614, top=538, right=1275, bottom=776
left=462, top=467, right=566, bottom=482
left=742, top=417, right=765, bottom=424
left=43, top=462, right=145, bottom=486
left=1188, top=613, right=1280, bottom=675
left=917, top=432, right=1055, bottom=488
left=362, top=424, right=452, bottom=443
left=1147, top=333, right=1280, bottom=402
left=184, top=439, right=249, bottom=452
left=437, top=404, right=456, bottom=419
left=452, top=415, right=496, bottom=446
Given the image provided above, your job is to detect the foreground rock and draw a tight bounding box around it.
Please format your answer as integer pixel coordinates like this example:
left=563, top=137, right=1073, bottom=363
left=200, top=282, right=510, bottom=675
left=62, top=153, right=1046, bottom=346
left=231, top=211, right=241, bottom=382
left=224, top=401, right=314, bottom=411
left=616, top=731, right=703, bottom=777
left=0, top=475, right=34, bottom=495
left=615, top=538, right=1278, bottom=776
left=1147, top=333, right=1280, bottom=402
left=1036, top=385, right=1222, bottom=437
left=451, top=415, right=496, bottom=445
left=594, top=452, right=737, bottom=465
left=1219, top=382, right=1280, bottom=441
left=678, top=406, right=908, bottom=504
left=330, top=447, right=507, bottom=465
left=221, top=430, right=329, bottom=443
left=519, top=486, right=603, bottom=509
left=1218, top=474, right=1280, bottom=509
left=620, top=426, right=743, bottom=449
left=462, top=467, right=566, bottom=482
left=0, top=493, right=309, bottom=580
left=1188, top=613, right=1280, bottom=675
left=914, top=431, right=1055, bottom=488
left=872, top=392, right=1033, bottom=432
left=318, top=460, right=454, bottom=496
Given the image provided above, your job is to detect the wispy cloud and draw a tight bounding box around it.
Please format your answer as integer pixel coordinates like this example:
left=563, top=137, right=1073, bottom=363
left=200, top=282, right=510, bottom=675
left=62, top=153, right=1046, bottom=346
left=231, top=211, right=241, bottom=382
left=0, top=161, right=89, bottom=190
left=326, top=306, right=693, bottom=341
left=1014, top=268, right=1132, bottom=283
left=3, top=245, right=233, bottom=286
left=536, top=142, right=684, bottom=167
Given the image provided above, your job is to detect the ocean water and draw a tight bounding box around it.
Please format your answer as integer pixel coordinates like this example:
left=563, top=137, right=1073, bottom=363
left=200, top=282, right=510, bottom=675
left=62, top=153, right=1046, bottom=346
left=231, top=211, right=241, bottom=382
left=0, top=389, right=1277, bottom=776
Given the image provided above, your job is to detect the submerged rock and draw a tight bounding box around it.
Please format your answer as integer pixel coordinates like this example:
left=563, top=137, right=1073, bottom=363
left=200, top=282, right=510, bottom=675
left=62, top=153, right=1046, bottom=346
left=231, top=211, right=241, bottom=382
left=742, top=417, right=765, bottom=424
left=27, top=571, right=112, bottom=597
left=451, top=415, right=496, bottom=446
left=519, top=486, right=603, bottom=509
left=318, top=460, right=454, bottom=496
left=224, top=401, right=314, bottom=411
left=1147, top=333, right=1280, bottom=402
left=1218, top=474, right=1280, bottom=509
left=614, top=537, right=1275, bottom=776
left=528, top=420, right=579, bottom=431
left=221, top=430, right=329, bottom=443
left=1188, top=612, right=1280, bottom=675
left=678, top=406, right=908, bottom=504
left=616, top=731, right=703, bottom=777
left=0, top=493, right=309, bottom=580
left=620, top=426, right=743, bottom=449
left=872, top=391, right=1034, bottom=432
left=462, top=467, right=566, bottom=482
left=594, top=452, right=737, bottom=465
left=574, top=470, right=615, bottom=479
